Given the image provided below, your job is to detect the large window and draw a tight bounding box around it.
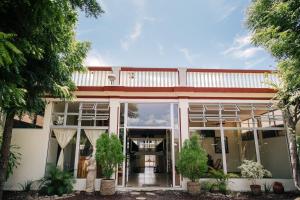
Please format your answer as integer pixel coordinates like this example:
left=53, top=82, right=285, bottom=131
left=189, top=103, right=291, bottom=179
left=47, top=102, right=109, bottom=177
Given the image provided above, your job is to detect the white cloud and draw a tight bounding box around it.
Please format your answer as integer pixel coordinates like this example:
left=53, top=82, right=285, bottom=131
left=223, top=34, right=263, bottom=59
left=84, top=50, right=109, bottom=66
left=179, top=48, right=194, bottom=64
left=120, top=22, right=143, bottom=51
left=158, top=43, right=164, bottom=55
left=217, top=5, right=238, bottom=22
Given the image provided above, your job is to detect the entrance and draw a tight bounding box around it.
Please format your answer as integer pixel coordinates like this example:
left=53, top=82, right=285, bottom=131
left=125, top=129, right=172, bottom=187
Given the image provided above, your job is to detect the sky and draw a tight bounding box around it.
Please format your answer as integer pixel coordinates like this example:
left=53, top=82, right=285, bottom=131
left=76, top=0, right=276, bottom=70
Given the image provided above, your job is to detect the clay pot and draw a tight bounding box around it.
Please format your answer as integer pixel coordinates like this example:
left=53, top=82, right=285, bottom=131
left=100, top=179, right=115, bottom=195
left=187, top=181, right=201, bottom=195
left=250, top=184, right=262, bottom=196
left=273, top=182, right=284, bottom=194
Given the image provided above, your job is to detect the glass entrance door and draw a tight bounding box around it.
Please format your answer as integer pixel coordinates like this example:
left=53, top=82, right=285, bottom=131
left=125, top=129, right=172, bottom=187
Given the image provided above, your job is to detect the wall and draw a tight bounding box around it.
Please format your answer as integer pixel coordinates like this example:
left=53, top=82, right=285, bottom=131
left=4, top=102, right=53, bottom=190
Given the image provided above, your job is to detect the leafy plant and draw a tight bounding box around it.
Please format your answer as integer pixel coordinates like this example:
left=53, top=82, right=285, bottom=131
left=263, top=182, right=272, bottom=194
left=39, top=165, right=75, bottom=196
left=208, top=167, right=238, bottom=194
left=201, top=181, right=214, bottom=192
left=0, top=136, right=21, bottom=180
left=19, top=180, right=33, bottom=192
left=239, top=160, right=272, bottom=185
left=95, top=133, right=124, bottom=179
left=176, top=134, right=208, bottom=182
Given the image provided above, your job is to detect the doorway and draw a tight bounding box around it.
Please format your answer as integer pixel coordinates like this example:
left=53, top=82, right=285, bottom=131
left=125, top=129, right=172, bottom=187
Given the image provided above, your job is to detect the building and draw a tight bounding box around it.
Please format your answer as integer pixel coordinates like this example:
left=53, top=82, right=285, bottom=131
left=4, top=67, right=297, bottom=191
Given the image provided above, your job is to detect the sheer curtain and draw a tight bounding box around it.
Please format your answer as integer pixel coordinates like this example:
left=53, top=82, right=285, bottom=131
left=53, top=129, right=77, bottom=170
left=84, top=129, right=106, bottom=157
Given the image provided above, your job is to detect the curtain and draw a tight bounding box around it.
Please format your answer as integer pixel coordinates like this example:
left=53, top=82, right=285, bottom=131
left=84, top=129, right=105, bottom=157
left=53, top=128, right=77, bottom=170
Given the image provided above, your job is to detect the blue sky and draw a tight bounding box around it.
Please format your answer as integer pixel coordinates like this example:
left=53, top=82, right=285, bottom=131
left=76, top=0, right=276, bottom=70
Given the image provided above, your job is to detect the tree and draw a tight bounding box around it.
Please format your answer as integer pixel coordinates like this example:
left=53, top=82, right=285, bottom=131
left=176, top=134, right=208, bottom=182
left=0, top=1, right=103, bottom=199
left=95, top=133, right=124, bottom=179
left=246, top=0, right=300, bottom=189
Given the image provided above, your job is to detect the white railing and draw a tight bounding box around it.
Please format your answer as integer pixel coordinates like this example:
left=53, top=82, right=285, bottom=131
left=120, top=71, right=179, bottom=87
left=72, top=70, right=111, bottom=86
left=187, top=72, right=278, bottom=88
left=72, top=68, right=278, bottom=88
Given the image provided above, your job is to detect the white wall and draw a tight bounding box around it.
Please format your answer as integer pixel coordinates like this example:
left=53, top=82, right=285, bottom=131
left=4, top=102, right=53, bottom=190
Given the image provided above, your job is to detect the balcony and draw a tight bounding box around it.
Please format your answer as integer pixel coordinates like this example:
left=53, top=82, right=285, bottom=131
left=72, top=67, right=278, bottom=89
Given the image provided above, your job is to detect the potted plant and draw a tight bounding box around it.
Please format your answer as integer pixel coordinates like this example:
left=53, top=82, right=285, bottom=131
left=239, top=160, right=272, bottom=196
left=176, top=134, right=208, bottom=195
left=95, top=133, right=124, bottom=195
left=208, top=167, right=239, bottom=194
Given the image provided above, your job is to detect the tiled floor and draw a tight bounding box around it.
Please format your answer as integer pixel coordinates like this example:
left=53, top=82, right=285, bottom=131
left=127, top=167, right=172, bottom=187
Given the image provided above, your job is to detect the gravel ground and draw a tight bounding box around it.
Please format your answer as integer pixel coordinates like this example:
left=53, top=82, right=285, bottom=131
left=3, top=190, right=300, bottom=200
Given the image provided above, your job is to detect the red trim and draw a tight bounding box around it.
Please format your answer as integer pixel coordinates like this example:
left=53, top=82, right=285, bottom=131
left=73, top=95, right=272, bottom=100
left=87, top=66, right=112, bottom=71
left=186, top=68, right=274, bottom=73
left=120, top=67, right=178, bottom=72
left=76, top=86, right=276, bottom=93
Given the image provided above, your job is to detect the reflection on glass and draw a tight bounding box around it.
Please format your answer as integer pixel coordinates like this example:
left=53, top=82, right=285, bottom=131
left=190, top=130, right=223, bottom=177
left=117, top=128, right=124, bottom=185
left=258, top=129, right=291, bottom=178
left=77, top=130, right=103, bottom=178
left=127, top=103, right=171, bottom=127
left=174, top=129, right=181, bottom=186
left=224, top=130, right=257, bottom=175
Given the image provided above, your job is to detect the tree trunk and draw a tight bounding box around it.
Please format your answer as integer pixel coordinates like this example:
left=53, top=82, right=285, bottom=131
left=286, top=123, right=300, bottom=190
left=0, top=110, right=15, bottom=200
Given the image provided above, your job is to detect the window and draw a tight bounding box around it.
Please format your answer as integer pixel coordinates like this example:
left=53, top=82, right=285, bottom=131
left=127, top=103, right=171, bottom=127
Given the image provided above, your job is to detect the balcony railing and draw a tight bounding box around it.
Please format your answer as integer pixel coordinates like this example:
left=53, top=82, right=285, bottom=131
left=120, top=69, right=179, bottom=87
left=186, top=70, right=278, bottom=88
left=72, top=67, right=278, bottom=89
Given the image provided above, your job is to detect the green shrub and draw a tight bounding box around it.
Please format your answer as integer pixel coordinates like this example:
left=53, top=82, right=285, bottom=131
left=208, top=167, right=239, bottom=194
left=176, top=134, right=208, bottom=182
left=19, top=180, right=34, bottom=192
left=39, top=165, right=75, bottom=196
left=95, top=133, right=124, bottom=179
left=201, top=181, right=214, bottom=192
left=0, top=136, right=21, bottom=180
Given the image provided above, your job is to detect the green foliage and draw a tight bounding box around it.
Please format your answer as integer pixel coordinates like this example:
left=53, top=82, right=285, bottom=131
left=176, top=134, right=208, bottom=182
left=0, top=136, right=21, bottom=180
left=263, top=182, right=272, bottom=194
left=201, top=181, right=214, bottom=192
left=208, top=167, right=238, bottom=194
left=39, top=165, right=75, bottom=196
left=246, top=0, right=300, bottom=188
left=19, top=180, right=33, bottom=192
left=0, top=0, right=103, bottom=115
left=95, top=133, right=124, bottom=179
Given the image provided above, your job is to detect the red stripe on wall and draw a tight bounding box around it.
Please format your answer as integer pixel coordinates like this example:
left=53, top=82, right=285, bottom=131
left=76, top=86, right=276, bottom=93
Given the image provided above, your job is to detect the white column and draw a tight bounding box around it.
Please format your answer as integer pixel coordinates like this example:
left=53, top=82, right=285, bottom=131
left=178, top=99, right=189, bottom=142
left=220, top=125, right=228, bottom=174
left=109, top=98, right=120, bottom=134
left=178, top=68, right=187, bottom=86
left=253, top=128, right=261, bottom=164
left=112, top=67, right=120, bottom=86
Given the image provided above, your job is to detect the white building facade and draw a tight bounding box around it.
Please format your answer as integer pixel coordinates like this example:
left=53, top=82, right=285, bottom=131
left=4, top=67, right=297, bottom=191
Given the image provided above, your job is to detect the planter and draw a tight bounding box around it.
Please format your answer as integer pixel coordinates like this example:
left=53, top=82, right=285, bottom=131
left=273, top=182, right=284, bottom=194
left=187, top=181, right=201, bottom=195
left=250, top=184, right=262, bottom=196
left=100, top=179, right=115, bottom=196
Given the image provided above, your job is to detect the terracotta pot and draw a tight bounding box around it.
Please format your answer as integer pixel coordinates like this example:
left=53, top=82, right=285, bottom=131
left=100, top=179, right=115, bottom=195
left=187, top=181, right=201, bottom=195
left=273, top=182, right=284, bottom=194
left=250, top=184, right=262, bottom=196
